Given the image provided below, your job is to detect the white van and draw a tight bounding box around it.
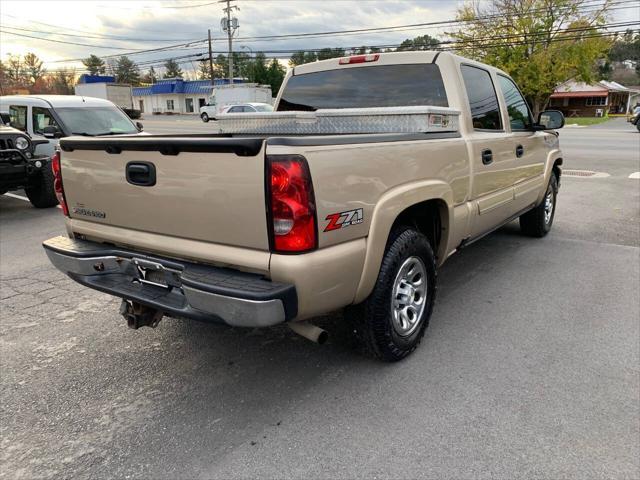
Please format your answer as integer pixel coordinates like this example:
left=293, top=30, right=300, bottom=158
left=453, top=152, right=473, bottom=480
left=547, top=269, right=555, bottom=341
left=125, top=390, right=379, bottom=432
left=0, top=95, right=144, bottom=157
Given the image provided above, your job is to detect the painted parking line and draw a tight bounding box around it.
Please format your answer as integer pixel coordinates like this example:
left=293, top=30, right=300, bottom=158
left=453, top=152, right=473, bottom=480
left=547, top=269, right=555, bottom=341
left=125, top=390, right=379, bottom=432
left=2, top=193, right=62, bottom=208
left=629, top=172, right=640, bottom=179
left=3, top=192, right=29, bottom=202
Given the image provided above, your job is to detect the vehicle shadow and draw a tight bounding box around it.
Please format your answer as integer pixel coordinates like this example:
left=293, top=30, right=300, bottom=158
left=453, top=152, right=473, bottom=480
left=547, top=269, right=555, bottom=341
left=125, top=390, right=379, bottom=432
left=115, top=220, right=538, bottom=472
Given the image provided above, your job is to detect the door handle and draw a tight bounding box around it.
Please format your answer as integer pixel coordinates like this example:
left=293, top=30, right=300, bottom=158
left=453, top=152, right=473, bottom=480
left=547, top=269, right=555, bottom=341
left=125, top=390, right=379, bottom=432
left=481, top=149, right=493, bottom=165
left=516, top=144, right=524, bottom=158
left=126, top=162, right=156, bottom=186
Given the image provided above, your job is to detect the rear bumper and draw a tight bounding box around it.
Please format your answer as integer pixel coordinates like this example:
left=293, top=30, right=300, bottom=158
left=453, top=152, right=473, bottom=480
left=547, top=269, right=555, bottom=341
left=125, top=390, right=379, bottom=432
left=43, top=236, right=297, bottom=327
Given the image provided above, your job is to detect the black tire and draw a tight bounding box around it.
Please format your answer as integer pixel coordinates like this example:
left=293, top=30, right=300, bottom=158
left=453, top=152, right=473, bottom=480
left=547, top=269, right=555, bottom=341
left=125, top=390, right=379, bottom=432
left=201, top=112, right=209, bottom=123
left=25, top=165, right=58, bottom=208
left=519, top=174, right=558, bottom=237
left=636, top=121, right=640, bottom=132
left=346, top=227, right=437, bottom=362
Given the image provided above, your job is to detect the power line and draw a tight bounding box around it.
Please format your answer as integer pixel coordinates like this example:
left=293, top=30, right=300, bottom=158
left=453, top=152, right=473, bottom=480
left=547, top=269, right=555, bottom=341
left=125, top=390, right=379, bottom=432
left=0, top=30, right=137, bottom=50
left=30, top=0, right=635, bottom=64
left=93, top=1, right=220, bottom=9
left=0, top=24, right=200, bottom=43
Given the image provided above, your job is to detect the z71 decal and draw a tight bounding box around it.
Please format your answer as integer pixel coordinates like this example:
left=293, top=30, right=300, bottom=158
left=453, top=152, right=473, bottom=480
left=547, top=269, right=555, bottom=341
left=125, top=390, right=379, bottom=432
left=324, top=208, right=364, bottom=232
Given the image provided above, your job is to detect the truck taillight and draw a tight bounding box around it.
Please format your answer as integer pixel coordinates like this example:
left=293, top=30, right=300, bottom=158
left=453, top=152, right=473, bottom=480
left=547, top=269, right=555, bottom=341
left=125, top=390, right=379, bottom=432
left=338, top=54, right=379, bottom=65
left=51, top=151, right=69, bottom=216
left=267, top=155, right=317, bottom=253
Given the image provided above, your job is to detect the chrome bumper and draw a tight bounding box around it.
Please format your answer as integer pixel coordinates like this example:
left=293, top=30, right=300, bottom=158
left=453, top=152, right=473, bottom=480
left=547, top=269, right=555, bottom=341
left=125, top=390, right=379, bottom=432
left=43, top=236, right=297, bottom=327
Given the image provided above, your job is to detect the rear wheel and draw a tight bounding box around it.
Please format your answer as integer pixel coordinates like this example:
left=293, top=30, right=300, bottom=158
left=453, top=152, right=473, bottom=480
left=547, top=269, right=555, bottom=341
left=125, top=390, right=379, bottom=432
left=25, top=165, right=58, bottom=208
left=346, top=227, right=436, bottom=362
left=201, top=112, right=209, bottom=122
left=519, top=174, right=558, bottom=237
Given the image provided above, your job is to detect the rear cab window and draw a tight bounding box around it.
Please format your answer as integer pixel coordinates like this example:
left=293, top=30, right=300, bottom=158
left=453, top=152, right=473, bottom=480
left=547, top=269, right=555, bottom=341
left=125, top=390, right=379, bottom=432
left=460, top=65, right=502, bottom=131
left=278, top=63, right=448, bottom=111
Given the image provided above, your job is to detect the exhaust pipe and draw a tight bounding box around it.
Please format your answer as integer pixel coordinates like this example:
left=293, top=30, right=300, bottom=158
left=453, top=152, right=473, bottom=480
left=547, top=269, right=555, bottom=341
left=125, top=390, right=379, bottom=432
left=288, top=321, right=328, bottom=345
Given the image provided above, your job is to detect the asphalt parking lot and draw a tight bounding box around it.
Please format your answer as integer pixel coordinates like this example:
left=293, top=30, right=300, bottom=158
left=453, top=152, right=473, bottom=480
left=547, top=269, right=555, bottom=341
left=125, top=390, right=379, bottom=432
left=1, top=117, right=638, bottom=479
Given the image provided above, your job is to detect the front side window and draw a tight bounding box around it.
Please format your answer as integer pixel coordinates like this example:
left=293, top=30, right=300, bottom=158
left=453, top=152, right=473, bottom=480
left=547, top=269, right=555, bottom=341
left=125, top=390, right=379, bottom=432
left=278, top=63, right=448, bottom=111
left=55, top=107, right=137, bottom=136
left=461, top=65, right=502, bottom=131
left=32, top=107, right=62, bottom=134
left=228, top=106, right=242, bottom=113
left=9, top=105, right=27, bottom=131
left=497, top=75, right=532, bottom=130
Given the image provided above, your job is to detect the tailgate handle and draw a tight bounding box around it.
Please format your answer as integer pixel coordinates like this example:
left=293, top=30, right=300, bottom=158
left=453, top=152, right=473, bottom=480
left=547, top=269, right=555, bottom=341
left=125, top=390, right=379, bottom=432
left=126, top=162, right=156, bottom=187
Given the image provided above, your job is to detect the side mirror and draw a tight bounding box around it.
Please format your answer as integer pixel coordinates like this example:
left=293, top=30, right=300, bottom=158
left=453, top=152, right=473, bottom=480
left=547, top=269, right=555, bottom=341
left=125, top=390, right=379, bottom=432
left=537, top=110, right=565, bottom=130
left=42, top=125, right=58, bottom=138
left=136, top=122, right=144, bottom=132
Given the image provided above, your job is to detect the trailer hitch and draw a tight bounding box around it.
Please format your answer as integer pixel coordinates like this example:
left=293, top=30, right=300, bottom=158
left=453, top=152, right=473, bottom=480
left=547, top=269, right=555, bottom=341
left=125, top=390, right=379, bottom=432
left=120, top=300, right=163, bottom=329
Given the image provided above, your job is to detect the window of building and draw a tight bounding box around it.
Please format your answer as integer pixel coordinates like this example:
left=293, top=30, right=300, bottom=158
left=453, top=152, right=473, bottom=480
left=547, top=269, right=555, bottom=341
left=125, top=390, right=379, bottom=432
left=460, top=65, right=502, bottom=130
left=497, top=75, right=532, bottom=131
left=185, top=98, right=194, bottom=113
left=9, top=105, right=27, bottom=131
left=166, top=99, right=175, bottom=110
left=32, top=107, right=62, bottom=134
left=586, top=96, right=607, bottom=106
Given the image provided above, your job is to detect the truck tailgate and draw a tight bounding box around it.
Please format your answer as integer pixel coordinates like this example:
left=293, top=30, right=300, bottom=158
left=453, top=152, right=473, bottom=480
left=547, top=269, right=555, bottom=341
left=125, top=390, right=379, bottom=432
left=59, top=136, right=269, bottom=250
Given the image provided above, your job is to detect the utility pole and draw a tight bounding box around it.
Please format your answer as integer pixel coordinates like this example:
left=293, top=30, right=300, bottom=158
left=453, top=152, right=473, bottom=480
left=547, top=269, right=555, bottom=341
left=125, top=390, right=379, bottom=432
left=208, top=28, right=215, bottom=86
left=220, top=0, right=239, bottom=86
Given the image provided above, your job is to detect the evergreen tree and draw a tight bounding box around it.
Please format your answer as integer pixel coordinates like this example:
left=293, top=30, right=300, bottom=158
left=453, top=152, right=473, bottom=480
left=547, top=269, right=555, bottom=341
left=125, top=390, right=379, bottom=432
left=114, top=56, right=140, bottom=85
left=82, top=54, right=106, bottom=75
left=163, top=59, right=183, bottom=78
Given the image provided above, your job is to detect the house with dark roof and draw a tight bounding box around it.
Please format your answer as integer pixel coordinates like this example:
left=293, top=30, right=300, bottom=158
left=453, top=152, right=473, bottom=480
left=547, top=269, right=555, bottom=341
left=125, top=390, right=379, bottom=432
left=132, top=78, right=244, bottom=115
left=549, top=80, right=640, bottom=117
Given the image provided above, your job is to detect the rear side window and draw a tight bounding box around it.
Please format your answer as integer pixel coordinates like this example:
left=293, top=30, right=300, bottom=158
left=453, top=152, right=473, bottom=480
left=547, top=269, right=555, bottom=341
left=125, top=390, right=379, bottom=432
left=497, top=75, right=533, bottom=130
left=460, top=65, right=502, bottom=131
left=278, top=63, right=448, bottom=111
left=9, top=105, right=27, bottom=131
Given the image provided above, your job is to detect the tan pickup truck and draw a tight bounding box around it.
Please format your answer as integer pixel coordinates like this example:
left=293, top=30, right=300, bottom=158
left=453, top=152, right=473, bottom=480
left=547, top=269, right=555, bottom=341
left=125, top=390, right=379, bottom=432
left=43, top=51, right=564, bottom=361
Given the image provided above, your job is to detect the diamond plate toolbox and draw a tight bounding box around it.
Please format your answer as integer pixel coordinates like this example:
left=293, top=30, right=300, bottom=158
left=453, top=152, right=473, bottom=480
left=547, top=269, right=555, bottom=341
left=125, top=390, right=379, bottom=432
left=215, top=106, right=460, bottom=135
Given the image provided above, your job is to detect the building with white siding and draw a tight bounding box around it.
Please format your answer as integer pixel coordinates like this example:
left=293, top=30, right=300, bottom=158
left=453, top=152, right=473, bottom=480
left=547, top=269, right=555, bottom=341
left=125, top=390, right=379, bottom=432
left=132, top=78, right=243, bottom=115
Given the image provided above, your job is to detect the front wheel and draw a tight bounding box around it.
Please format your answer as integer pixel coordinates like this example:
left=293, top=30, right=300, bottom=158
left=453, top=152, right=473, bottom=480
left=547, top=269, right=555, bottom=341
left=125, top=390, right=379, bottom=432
left=519, top=174, right=558, bottom=237
left=201, top=112, right=209, bottom=123
left=346, top=227, right=437, bottom=362
left=25, top=165, right=58, bottom=208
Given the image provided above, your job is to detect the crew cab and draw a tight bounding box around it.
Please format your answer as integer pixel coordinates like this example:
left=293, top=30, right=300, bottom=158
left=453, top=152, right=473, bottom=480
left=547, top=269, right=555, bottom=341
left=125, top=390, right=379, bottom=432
left=43, top=52, right=564, bottom=361
left=0, top=95, right=144, bottom=157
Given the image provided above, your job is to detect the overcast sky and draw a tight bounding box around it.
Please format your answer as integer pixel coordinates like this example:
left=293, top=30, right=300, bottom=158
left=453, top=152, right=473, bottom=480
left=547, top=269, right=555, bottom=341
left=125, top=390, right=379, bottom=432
left=0, top=0, right=637, bottom=75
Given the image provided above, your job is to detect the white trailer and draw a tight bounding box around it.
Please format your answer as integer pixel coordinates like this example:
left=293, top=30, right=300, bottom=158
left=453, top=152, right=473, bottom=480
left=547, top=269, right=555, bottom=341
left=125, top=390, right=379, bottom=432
left=74, top=83, right=134, bottom=110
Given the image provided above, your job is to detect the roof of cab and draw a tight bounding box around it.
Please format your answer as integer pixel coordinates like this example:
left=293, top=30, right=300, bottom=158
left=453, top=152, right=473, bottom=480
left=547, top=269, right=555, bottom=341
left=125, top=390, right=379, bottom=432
left=0, top=95, right=116, bottom=109
left=291, top=51, right=508, bottom=77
